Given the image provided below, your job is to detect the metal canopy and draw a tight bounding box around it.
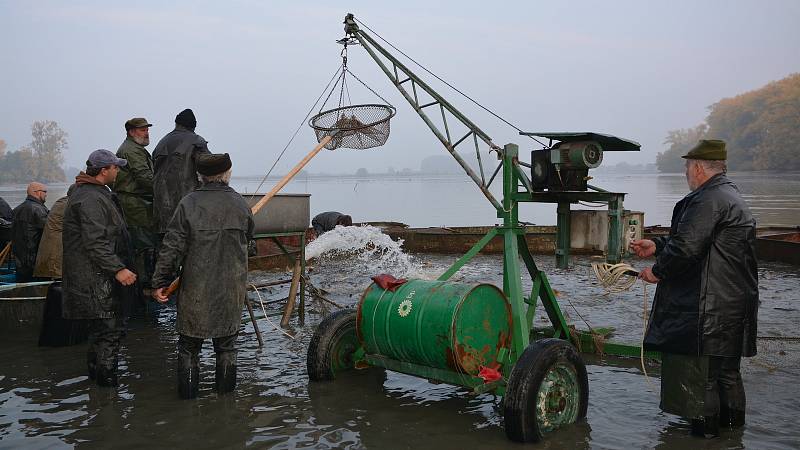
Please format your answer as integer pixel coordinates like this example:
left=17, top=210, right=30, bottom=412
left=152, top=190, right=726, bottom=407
left=520, top=132, right=641, bottom=152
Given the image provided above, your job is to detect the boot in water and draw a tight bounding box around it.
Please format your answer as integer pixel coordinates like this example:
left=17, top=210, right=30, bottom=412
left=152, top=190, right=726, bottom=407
left=691, top=415, right=720, bottom=438
left=177, top=366, right=199, bottom=399
left=87, top=351, right=97, bottom=381
left=719, top=406, right=746, bottom=429
left=215, top=363, right=237, bottom=394
left=96, top=367, right=118, bottom=387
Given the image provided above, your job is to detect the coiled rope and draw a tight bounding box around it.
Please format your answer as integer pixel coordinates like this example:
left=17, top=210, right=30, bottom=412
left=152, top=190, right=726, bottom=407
left=591, top=262, right=654, bottom=390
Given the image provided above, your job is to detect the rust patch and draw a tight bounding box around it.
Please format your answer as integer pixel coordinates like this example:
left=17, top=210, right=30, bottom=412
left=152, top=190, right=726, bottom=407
left=453, top=343, right=494, bottom=374
left=355, top=284, right=374, bottom=345
left=444, top=346, right=458, bottom=371
left=482, top=318, right=492, bottom=333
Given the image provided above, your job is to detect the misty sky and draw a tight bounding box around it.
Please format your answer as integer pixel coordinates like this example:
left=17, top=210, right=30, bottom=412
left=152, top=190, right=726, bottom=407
left=1, top=0, right=798, bottom=175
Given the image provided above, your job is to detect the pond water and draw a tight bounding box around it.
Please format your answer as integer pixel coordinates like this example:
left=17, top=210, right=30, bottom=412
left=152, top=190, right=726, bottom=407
left=3, top=171, right=799, bottom=228
left=2, top=244, right=798, bottom=448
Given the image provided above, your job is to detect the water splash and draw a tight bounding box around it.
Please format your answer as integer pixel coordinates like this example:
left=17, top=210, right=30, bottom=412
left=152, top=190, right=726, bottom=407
left=305, top=225, right=425, bottom=279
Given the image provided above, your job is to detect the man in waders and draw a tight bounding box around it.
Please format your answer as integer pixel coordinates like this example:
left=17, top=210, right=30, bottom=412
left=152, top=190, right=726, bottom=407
left=152, top=109, right=210, bottom=242
left=631, top=139, right=759, bottom=437
left=62, top=150, right=137, bottom=387
left=152, top=153, right=254, bottom=399
left=113, top=117, right=157, bottom=306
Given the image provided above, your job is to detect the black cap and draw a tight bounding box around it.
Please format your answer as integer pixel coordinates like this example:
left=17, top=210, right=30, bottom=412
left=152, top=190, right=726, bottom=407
left=197, top=153, right=232, bottom=176
left=175, top=108, right=197, bottom=129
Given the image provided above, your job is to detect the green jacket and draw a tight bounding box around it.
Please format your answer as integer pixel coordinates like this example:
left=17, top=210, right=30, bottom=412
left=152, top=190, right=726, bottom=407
left=113, top=137, right=154, bottom=228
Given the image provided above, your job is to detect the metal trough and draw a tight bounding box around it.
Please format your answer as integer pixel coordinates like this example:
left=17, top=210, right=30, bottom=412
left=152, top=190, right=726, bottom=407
left=242, top=193, right=310, bottom=234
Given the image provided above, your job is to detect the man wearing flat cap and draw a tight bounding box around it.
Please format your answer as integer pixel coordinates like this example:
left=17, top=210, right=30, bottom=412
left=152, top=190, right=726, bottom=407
left=113, top=117, right=157, bottom=306
left=62, top=149, right=138, bottom=387
left=152, top=109, right=210, bottom=239
left=152, top=153, right=254, bottom=399
left=631, top=140, right=758, bottom=437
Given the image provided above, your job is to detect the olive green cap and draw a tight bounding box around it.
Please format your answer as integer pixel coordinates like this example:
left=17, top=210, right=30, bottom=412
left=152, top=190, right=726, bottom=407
left=682, top=139, right=727, bottom=160
left=124, top=117, right=153, bottom=131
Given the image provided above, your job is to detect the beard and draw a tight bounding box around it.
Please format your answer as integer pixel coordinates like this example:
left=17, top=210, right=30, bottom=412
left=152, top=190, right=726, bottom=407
left=133, top=135, right=150, bottom=146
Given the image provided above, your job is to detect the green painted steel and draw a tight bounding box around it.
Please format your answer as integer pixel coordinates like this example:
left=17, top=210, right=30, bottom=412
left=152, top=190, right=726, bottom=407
left=437, top=227, right=498, bottom=281
left=536, top=361, right=581, bottom=432
left=357, top=280, right=512, bottom=377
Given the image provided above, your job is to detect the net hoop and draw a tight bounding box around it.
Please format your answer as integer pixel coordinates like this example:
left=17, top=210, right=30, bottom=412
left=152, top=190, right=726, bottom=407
left=309, top=103, right=396, bottom=150
left=309, top=103, right=396, bottom=132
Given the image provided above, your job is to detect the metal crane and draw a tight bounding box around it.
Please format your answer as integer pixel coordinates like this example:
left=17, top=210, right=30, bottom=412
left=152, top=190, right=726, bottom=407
left=308, top=13, right=651, bottom=444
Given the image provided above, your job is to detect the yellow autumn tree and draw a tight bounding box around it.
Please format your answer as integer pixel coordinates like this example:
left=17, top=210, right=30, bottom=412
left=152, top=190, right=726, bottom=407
left=658, top=73, right=800, bottom=171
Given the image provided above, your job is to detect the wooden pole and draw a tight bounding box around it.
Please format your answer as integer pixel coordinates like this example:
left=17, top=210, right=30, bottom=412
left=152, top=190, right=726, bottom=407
left=163, top=134, right=334, bottom=297
left=0, top=242, right=12, bottom=269
left=250, top=134, right=333, bottom=215
left=245, top=298, right=264, bottom=348
left=280, top=257, right=303, bottom=327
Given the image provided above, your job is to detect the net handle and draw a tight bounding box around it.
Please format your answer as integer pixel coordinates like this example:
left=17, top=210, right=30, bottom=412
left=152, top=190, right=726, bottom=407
left=164, top=133, right=336, bottom=298
left=249, top=133, right=336, bottom=214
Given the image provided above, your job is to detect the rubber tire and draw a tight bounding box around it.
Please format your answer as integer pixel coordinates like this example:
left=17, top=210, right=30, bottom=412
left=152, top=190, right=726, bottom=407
left=307, top=309, right=359, bottom=381
left=503, top=338, right=589, bottom=443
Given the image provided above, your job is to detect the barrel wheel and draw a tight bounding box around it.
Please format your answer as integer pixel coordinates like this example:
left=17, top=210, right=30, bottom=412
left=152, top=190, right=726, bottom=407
left=503, top=338, right=589, bottom=443
left=307, top=309, right=360, bottom=381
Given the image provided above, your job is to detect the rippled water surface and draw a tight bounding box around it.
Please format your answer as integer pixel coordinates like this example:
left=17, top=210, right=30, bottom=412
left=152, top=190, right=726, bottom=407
left=2, top=249, right=799, bottom=449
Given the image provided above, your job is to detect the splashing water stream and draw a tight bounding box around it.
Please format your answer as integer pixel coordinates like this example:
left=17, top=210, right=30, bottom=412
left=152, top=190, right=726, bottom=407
left=302, top=225, right=438, bottom=300
left=305, top=225, right=430, bottom=279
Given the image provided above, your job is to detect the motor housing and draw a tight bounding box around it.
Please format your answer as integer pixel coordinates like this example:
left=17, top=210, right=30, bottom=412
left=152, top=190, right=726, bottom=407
left=531, top=140, right=603, bottom=191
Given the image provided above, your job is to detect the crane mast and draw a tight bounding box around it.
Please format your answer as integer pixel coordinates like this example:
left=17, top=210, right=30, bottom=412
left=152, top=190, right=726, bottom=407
left=344, top=13, right=504, bottom=211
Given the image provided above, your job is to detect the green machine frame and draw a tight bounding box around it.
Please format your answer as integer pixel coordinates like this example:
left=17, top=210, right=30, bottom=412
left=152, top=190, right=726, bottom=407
left=343, top=15, right=654, bottom=389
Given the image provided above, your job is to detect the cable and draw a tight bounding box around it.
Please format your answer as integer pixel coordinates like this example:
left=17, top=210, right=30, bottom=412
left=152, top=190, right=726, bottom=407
left=578, top=201, right=608, bottom=208
left=589, top=261, right=655, bottom=391
left=344, top=67, right=395, bottom=107
left=251, top=284, right=296, bottom=339
left=354, top=17, right=547, bottom=147
left=250, top=65, right=342, bottom=197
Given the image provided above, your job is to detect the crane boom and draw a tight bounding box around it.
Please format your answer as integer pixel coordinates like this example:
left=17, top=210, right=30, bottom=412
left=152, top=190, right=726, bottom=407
left=344, top=14, right=503, bottom=211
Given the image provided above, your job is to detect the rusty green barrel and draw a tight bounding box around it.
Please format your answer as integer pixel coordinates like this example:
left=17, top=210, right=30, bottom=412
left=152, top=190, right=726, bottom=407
left=356, top=279, right=512, bottom=376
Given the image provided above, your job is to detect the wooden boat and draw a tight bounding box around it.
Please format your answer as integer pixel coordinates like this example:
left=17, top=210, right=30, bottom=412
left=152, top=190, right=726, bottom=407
left=0, top=281, right=52, bottom=329
left=756, top=228, right=800, bottom=265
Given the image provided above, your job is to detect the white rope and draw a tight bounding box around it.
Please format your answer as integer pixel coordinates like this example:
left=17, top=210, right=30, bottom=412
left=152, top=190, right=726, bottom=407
left=591, top=262, right=638, bottom=294
left=250, top=284, right=296, bottom=340
left=590, top=262, right=655, bottom=391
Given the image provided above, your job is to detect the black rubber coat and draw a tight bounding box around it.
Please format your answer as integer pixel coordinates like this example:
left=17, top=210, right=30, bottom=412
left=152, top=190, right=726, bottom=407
left=62, top=182, right=133, bottom=320
left=645, top=174, right=759, bottom=357
left=312, top=211, right=346, bottom=235
left=0, top=197, right=12, bottom=221
left=11, top=195, right=49, bottom=273
left=152, top=182, right=254, bottom=338
left=152, top=126, right=210, bottom=233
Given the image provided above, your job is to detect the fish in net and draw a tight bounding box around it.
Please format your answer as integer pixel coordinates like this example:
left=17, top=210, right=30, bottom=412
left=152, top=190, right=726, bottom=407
left=310, top=104, right=395, bottom=150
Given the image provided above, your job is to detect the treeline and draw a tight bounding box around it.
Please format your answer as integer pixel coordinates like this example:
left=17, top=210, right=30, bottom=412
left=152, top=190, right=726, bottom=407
left=0, top=120, right=67, bottom=183
left=657, top=73, right=800, bottom=172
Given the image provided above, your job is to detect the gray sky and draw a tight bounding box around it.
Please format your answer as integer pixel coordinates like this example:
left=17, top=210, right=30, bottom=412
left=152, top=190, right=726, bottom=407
left=1, top=0, right=798, bottom=175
